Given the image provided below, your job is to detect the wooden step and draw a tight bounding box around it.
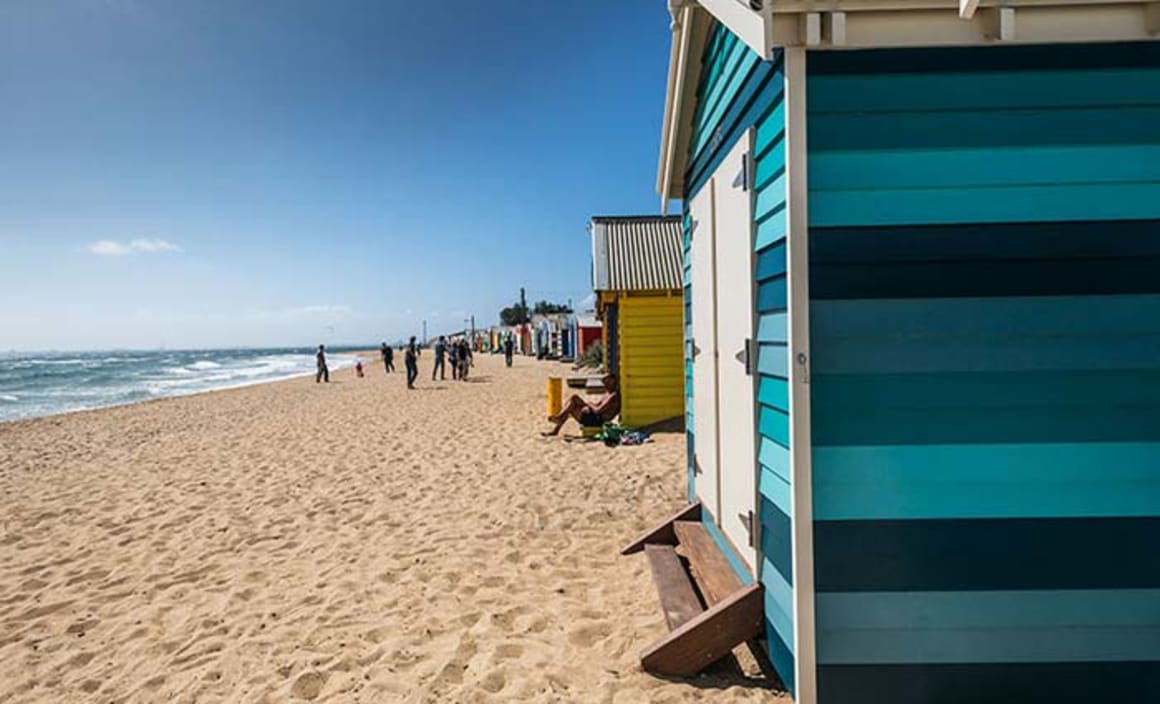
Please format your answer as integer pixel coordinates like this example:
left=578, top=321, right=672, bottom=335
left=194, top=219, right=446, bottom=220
left=640, top=583, right=764, bottom=677
left=644, top=544, right=704, bottom=631
left=621, top=502, right=702, bottom=556
left=672, top=520, right=743, bottom=606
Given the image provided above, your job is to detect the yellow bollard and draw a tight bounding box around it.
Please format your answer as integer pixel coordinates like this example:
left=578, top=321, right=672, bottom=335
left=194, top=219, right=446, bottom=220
left=547, top=377, right=563, bottom=417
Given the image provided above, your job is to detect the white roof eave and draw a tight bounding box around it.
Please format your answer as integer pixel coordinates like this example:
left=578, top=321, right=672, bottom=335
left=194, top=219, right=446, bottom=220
left=657, top=0, right=1159, bottom=207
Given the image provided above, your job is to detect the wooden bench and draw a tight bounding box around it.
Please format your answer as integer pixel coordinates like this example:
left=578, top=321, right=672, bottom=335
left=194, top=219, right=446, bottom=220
left=622, top=502, right=764, bottom=676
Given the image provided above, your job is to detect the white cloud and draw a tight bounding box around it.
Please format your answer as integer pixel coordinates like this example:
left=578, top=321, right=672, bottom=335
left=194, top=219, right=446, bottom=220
left=87, top=238, right=183, bottom=256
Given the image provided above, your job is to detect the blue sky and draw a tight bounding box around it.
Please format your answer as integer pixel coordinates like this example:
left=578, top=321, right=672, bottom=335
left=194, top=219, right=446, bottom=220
left=0, top=1, right=672, bottom=350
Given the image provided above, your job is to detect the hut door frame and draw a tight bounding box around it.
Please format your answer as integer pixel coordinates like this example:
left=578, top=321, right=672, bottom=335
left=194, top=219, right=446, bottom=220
left=713, top=130, right=759, bottom=574
left=689, top=179, right=721, bottom=521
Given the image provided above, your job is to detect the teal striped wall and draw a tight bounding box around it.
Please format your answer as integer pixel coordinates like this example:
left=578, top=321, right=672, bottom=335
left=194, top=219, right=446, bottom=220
left=808, top=43, right=1160, bottom=704
left=683, top=21, right=794, bottom=693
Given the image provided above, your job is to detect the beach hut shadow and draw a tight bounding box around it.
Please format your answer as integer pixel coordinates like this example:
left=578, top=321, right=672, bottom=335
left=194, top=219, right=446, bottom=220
left=651, top=646, right=787, bottom=693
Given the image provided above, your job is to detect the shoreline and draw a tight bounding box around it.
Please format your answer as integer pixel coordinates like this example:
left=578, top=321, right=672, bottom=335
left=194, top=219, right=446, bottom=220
left=0, top=350, right=371, bottom=428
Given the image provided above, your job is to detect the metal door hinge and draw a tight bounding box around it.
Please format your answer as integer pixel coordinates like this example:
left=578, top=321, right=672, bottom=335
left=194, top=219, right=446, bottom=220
left=690, top=338, right=701, bottom=360
left=739, top=510, right=755, bottom=547
left=734, top=338, right=757, bottom=375
left=732, top=152, right=752, bottom=192
left=693, top=455, right=704, bottom=475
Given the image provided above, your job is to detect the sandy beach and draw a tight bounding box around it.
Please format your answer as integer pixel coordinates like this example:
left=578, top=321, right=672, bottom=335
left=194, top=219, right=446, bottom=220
left=0, top=352, right=784, bottom=703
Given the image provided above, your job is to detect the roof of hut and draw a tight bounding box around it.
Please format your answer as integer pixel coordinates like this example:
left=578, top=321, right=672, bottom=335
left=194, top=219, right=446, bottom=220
left=590, top=215, right=682, bottom=294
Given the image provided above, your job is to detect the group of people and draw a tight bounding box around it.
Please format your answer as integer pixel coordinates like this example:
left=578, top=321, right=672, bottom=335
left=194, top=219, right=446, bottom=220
left=431, top=335, right=474, bottom=382
left=316, top=340, right=620, bottom=436
left=374, top=336, right=475, bottom=390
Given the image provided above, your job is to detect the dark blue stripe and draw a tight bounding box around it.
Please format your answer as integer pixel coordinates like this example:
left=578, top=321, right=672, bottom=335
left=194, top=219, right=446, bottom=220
left=817, top=662, right=1160, bottom=704
left=808, top=41, right=1160, bottom=75
left=760, top=497, right=792, bottom=586
left=757, top=279, right=787, bottom=312
left=765, top=623, right=795, bottom=694
left=755, top=242, right=786, bottom=280
left=814, top=517, right=1160, bottom=592
left=810, top=220, right=1160, bottom=299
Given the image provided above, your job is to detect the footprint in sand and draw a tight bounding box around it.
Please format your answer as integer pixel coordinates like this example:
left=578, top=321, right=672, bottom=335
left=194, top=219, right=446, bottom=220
left=567, top=621, right=613, bottom=647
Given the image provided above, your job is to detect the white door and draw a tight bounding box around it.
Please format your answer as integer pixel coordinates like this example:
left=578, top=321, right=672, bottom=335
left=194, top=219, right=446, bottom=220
left=713, top=134, right=758, bottom=571
left=689, top=183, right=719, bottom=518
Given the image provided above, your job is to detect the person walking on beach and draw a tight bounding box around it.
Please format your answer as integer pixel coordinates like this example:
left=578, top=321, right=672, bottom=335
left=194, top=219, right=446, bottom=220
left=432, top=336, right=447, bottom=381
left=503, top=335, right=514, bottom=368
left=315, top=344, right=329, bottom=383
left=355, top=360, right=364, bottom=378
left=448, top=338, right=460, bottom=381
left=457, top=338, right=472, bottom=380
left=404, top=336, right=419, bottom=389
left=381, top=342, right=394, bottom=373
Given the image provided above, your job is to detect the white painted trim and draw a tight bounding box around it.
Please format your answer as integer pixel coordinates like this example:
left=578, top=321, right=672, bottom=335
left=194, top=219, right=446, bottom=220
left=783, top=47, right=818, bottom=704
left=699, top=0, right=769, bottom=57
left=657, top=6, right=691, bottom=208
left=999, top=6, right=1018, bottom=40
left=768, top=2, right=1160, bottom=47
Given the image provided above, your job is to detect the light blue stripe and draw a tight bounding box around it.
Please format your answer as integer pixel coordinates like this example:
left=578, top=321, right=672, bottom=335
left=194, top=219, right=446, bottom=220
left=759, top=464, right=792, bottom=517
left=810, top=182, right=1160, bottom=227
left=811, top=144, right=1160, bottom=190
left=755, top=100, right=786, bottom=158
left=757, top=313, right=788, bottom=343
left=755, top=206, right=787, bottom=249
left=762, top=560, right=796, bottom=654
left=812, top=443, right=1160, bottom=520
left=755, top=173, right=787, bottom=223
left=759, top=437, right=791, bottom=482
left=816, top=589, right=1160, bottom=664
left=757, top=343, right=788, bottom=377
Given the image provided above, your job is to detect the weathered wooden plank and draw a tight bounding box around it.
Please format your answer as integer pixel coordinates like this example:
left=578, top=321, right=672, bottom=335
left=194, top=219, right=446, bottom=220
left=641, top=584, right=764, bottom=676
left=621, top=502, right=702, bottom=555
left=645, top=544, right=705, bottom=631
left=673, top=520, right=744, bottom=605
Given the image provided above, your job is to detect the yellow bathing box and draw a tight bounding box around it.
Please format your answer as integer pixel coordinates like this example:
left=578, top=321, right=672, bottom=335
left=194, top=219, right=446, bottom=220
left=589, top=215, right=684, bottom=428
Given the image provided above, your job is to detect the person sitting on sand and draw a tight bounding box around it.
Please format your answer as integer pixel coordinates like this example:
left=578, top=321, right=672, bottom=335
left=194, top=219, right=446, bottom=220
left=542, top=374, right=620, bottom=436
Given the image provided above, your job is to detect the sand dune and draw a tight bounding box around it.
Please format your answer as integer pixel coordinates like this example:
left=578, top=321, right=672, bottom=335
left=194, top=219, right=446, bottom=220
left=0, top=353, right=785, bottom=703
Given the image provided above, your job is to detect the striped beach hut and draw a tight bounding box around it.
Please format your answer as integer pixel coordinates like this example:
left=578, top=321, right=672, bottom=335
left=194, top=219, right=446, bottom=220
left=627, top=2, right=1160, bottom=702
left=590, top=215, right=685, bottom=428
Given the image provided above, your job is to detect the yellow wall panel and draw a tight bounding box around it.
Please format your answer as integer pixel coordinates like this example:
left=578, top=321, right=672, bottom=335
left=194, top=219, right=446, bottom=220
left=618, top=293, right=684, bottom=427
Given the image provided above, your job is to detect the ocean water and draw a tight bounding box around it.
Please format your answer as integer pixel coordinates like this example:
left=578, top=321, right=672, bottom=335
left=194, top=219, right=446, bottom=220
left=0, top=348, right=361, bottom=424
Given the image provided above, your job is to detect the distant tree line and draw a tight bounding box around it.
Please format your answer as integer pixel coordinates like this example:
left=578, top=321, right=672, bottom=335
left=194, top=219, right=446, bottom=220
left=498, top=298, right=572, bottom=326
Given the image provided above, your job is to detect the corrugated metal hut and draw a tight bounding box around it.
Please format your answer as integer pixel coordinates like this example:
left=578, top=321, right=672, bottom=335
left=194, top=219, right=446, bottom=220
left=625, top=2, right=1160, bottom=703
left=591, top=215, right=685, bottom=427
